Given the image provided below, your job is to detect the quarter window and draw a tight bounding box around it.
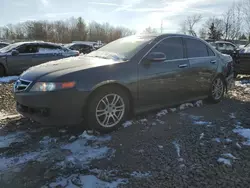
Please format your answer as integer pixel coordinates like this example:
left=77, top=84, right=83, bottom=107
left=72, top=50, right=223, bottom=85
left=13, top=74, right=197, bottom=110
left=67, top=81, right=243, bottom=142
left=185, top=38, right=208, bottom=58
left=151, top=37, right=184, bottom=60
left=207, top=47, right=215, bottom=56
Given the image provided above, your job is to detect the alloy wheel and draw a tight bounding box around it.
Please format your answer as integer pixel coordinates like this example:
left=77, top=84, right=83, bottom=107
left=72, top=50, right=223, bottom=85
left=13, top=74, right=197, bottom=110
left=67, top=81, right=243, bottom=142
left=95, top=93, right=125, bottom=128
left=212, top=78, right=224, bottom=100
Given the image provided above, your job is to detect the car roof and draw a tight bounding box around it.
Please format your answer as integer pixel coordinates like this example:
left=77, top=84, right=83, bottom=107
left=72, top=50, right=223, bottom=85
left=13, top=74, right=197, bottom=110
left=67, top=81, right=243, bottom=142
left=12, top=41, right=62, bottom=47
left=215, top=41, right=235, bottom=45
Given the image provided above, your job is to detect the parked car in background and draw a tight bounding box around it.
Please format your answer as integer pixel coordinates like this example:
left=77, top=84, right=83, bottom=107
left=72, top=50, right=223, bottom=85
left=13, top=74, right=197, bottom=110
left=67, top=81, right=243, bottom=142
left=14, top=34, right=234, bottom=133
left=234, top=42, right=250, bottom=77
left=0, top=42, right=9, bottom=49
left=0, top=41, right=79, bottom=76
left=211, top=41, right=237, bottom=56
left=64, top=42, right=95, bottom=54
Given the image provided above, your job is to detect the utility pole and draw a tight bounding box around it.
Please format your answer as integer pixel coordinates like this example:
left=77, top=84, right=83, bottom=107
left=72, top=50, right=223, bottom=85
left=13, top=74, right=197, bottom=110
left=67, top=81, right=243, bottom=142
left=161, top=19, right=163, bottom=33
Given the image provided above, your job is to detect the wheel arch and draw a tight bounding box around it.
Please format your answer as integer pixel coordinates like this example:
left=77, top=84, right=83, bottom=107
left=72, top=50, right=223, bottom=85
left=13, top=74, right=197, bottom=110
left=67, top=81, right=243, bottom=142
left=85, top=80, right=134, bottom=117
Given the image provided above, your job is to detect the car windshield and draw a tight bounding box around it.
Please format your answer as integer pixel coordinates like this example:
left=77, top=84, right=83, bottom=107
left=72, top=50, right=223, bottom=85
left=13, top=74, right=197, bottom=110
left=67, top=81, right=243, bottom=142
left=64, top=44, right=73, bottom=48
left=86, top=35, right=154, bottom=61
left=0, top=43, right=21, bottom=53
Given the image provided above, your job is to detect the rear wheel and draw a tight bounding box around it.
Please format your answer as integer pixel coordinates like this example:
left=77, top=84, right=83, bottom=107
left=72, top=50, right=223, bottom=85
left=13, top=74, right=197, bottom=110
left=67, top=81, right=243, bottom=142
left=0, top=65, right=5, bottom=77
left=208, top=76, right=225, bottom=103
left=87, top=86, right=130, bottom=133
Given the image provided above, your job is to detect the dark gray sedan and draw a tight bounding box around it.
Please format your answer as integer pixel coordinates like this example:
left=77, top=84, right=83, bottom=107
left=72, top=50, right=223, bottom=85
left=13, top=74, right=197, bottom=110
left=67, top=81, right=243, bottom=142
left=14, top=34, right=234, bottom=133
left=0, top=41, right=79, bottom=76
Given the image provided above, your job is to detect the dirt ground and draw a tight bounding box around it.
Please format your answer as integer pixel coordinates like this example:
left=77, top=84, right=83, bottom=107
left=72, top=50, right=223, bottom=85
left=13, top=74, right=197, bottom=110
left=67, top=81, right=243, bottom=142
left=0, top=76, right=250, bottom=188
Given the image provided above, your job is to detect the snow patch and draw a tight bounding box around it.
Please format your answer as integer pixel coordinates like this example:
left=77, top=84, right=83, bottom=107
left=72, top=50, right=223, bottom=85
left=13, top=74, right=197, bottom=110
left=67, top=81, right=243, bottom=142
left=217, top=158, right=231, bottom=166
left=189, top=115, right=204, bottom=121
left=222, top=153, right=237, bottom=160
left=131, top=171, right=151, bottom=178
left=122, top=121, right=133, bottom=128
left=212, top=138, right=221, bottom=143
left=194, top=100, right=203, bottom=107
left=0, top=76, right=18, bottom=83
left=138, top=119, right=147, bottom=124
left=156, top=109, right=168, bottom=117
left=233, top=128, right=250, bottom=145
left=60, top=131, right=113, bottom=168
left=0, top=131, right=28, bottom=148
left=193, top=121, right=212, bottom=126
left=235, top=80, right=250, bottom=87
left=48, top=174, right=127, bottom=188
left=169, top=108, right=177, bottom=112
left=200, top=133, right=204, bottom=140
left=173, top=141, right=181, bottom=158
left=229, top=113, right=236, bottom=119
left=158, top=145, right=163, bottom=149
left=0, top=152, right=40, bottom=171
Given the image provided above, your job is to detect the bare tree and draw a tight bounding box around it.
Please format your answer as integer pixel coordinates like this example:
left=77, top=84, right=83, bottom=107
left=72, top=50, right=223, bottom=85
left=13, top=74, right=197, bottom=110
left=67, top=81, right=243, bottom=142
left=142, top=27, right=158, bottom=34
left=180, top=14, right=202, bottom=36
left=222, top=2, right=242, bottom=40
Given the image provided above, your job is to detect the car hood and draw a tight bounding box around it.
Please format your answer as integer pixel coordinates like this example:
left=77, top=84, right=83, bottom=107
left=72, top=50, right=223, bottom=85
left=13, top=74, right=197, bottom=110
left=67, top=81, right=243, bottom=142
left=20, top=55, right=123, bottom=81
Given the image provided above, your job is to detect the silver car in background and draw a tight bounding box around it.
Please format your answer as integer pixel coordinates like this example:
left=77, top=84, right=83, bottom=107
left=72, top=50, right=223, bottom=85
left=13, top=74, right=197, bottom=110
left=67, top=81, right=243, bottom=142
left=0, top=41, right=79, bottom=76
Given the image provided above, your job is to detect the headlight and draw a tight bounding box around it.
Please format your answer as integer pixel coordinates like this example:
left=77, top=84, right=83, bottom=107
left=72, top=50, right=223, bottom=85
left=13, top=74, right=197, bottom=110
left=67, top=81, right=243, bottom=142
left=30, top=81, right=76, bottom=92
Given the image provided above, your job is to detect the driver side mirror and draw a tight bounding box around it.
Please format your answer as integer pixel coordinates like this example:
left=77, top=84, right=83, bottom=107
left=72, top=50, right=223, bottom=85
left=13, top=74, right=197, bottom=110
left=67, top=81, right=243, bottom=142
left=11, top=50, right=19, bottom=56
left=146, top=52, right=166, bottom=61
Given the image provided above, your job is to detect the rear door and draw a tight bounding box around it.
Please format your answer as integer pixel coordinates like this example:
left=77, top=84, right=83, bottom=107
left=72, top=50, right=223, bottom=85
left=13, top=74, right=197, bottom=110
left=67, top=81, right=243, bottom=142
left=7, top=44, right=36, bottom=74
left=32, top=44, right=64, bottom=66
left=184, top=38, right=218, bottom=97
left=138, top=37, right=192, bottom=108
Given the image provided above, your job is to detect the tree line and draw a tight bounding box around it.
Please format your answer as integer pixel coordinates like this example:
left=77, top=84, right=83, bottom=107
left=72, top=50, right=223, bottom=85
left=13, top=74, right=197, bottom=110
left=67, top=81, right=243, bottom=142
left=0, top=17, right=135, bottom=43
left=180, top=0, right=250, bottom=41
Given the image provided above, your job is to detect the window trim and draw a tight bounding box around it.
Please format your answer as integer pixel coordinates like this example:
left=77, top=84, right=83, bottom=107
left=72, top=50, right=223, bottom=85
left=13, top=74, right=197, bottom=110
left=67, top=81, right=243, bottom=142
left=139, top=36, right=187, bottom=64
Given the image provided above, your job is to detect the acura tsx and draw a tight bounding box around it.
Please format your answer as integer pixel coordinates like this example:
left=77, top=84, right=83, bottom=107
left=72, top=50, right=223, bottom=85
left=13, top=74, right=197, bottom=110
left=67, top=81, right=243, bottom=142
left=14, top=34, right=234, bottom=133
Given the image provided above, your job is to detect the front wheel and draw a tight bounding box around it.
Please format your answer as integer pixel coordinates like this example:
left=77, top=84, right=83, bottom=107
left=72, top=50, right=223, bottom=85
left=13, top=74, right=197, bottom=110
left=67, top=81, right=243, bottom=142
left=87, top=86, right=130, bottom=133
left=208, top=76, right=225, bottom=103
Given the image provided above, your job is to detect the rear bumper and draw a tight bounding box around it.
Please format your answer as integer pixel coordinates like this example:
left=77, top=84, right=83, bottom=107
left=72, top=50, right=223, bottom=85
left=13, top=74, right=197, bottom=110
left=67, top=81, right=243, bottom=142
left=226, top=73, right=235, bottom=91
left=14, top=89, right=89, bottom=126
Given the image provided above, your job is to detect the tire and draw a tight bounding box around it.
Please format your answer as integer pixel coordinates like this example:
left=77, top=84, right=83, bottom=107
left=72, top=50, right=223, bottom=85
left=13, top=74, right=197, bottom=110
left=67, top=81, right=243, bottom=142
left=0, top=65, right=5, bottom=77
left=87, top=85, right=130, bottom=133
left=208, top=76, right=225, bottom=103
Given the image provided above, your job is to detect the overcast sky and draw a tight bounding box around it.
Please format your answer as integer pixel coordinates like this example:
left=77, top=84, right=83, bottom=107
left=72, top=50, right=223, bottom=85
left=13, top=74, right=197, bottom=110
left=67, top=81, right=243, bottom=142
left=2, top=0, right=238, bottom=33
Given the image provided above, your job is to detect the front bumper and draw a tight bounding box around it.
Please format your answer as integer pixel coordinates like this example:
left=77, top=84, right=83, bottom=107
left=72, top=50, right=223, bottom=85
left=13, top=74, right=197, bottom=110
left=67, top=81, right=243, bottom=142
left=14, top=89, right=89, bottom=126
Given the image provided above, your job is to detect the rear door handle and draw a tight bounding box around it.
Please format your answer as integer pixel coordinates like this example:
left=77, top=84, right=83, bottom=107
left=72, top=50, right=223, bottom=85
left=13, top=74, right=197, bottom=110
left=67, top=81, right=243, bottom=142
left=210, top=60, right=217, bottom=64
left=178, top=64, right=188, bottom=68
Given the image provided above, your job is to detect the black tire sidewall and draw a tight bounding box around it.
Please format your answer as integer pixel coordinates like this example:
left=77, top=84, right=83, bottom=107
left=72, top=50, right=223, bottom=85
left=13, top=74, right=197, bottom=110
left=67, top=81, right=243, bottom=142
left=209, top=76, right=225, bottom=103
left=87, top=86, right=130, bottom=133
left=0, top=65, right=5, bottom=77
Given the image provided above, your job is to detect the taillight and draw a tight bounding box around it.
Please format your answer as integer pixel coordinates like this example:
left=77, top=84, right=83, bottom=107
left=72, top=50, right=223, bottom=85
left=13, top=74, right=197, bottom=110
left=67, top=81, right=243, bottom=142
left=225, top=61, right=233, bottom=76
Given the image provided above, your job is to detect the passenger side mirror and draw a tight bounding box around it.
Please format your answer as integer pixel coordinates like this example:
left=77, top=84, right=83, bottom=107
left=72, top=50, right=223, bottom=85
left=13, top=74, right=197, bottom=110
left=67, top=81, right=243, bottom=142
left=11, top=50, right=19, bottom=56
left=146, top=52, right=166, bottom=61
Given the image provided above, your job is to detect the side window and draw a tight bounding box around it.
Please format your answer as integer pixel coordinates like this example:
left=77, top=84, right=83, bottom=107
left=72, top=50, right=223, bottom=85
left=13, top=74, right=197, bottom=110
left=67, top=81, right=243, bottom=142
left=207, top=47, right=215, bottom=56
left=71, top=45, right=80, bottom=50
left=151, top=37, right=184, bottom=60
left=217, top=43, right=226, bottom=50
left=185, top=38, right=208, bottom=58
left=17, top=44, right=38, bottom=54
left=225, top=44, right=235, bottom=51
left=37, top=44, right=63, bottom=54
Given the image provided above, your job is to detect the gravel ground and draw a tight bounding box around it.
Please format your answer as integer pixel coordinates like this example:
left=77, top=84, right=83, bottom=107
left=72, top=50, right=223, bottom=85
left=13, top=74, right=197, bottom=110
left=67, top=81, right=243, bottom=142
left=0, top=77, right=250, bottom=188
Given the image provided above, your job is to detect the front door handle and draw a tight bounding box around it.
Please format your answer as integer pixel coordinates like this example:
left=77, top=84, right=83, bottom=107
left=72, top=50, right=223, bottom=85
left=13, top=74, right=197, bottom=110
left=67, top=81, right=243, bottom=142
left=178, top=64, right=188, bottom=68
left=210, top=60, right=217, bottom=64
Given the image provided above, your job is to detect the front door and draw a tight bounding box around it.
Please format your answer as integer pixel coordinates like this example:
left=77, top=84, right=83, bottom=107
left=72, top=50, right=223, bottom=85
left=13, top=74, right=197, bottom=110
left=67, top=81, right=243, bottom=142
left=184, top=38, right=218, bottom=97
left=7, top=44, right=36, bottom=74
left=138, top=37, right=192, bottom=108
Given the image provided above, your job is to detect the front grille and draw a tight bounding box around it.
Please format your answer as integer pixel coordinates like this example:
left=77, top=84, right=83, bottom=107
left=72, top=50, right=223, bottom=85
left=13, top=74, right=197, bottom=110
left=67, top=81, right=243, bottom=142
left=14, top=79, right=32, bottom=92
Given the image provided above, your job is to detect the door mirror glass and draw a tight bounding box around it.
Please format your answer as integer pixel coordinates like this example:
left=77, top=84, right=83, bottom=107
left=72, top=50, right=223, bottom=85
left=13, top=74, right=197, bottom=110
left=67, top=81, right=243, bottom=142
left=146, top=52, right=166, bottom=61
left=11, top=50, right=19, bottom=56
